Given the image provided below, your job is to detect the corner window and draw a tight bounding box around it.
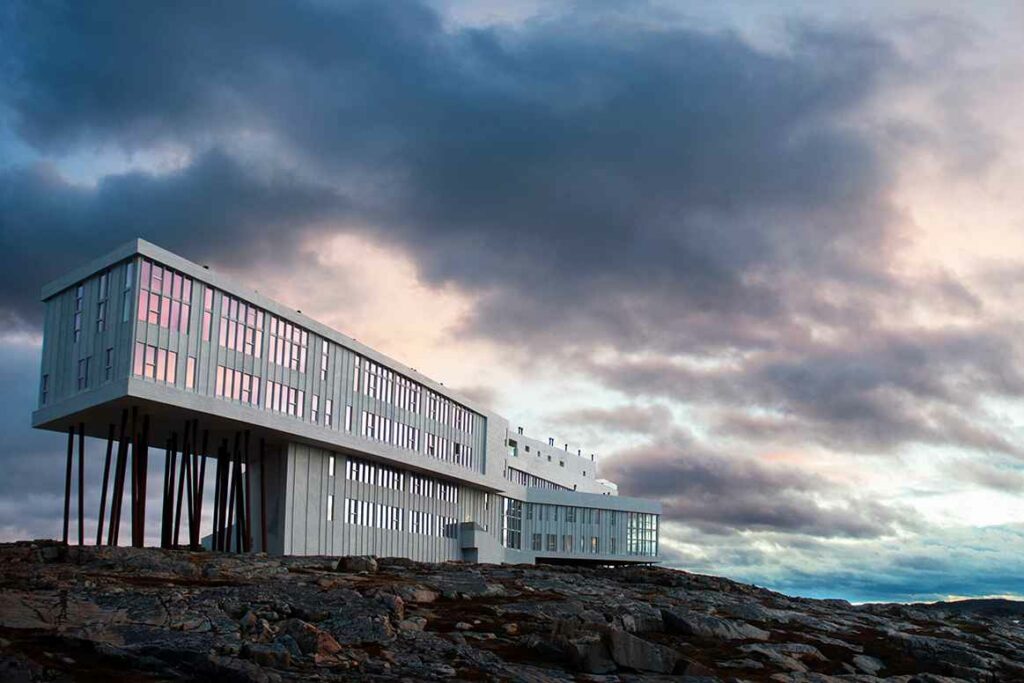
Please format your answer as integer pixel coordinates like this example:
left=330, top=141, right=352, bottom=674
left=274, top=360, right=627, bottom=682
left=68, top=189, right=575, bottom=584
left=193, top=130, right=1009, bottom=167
left=77, top=356, right=89, bottom=390
left=121, top=261, right=134, bottom=322
left=73, top=285, right=84, bottom=343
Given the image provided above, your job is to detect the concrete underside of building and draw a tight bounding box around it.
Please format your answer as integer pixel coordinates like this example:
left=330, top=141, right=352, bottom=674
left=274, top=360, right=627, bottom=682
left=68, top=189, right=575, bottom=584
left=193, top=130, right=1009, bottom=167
left=32, top=240, right=661, bottom=565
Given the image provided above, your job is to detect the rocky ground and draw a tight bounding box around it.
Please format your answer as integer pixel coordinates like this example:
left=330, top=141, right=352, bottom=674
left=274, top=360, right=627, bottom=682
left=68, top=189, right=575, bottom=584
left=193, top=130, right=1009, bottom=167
left=1, top=541, right=1022, bottom=682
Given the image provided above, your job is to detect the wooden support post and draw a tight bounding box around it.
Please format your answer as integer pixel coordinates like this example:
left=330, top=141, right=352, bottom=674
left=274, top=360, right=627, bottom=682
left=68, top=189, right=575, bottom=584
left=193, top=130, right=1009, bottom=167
left=129, top=406, right=138, bottom=546
left=161, top=438, right=172, bottom=548
left=62, top=425, right=74, bottom=544
left=259, top=437, right=268, bottom=554
left=193, top=427, right=208, bottom=549
left=96, top=424, right=115, bottom=546
left=164, top=432, right=178, bottom=547
left=109, top=409, right=129, bottom=546
left=174, top=421, right=190, bottom=548
left=243, top=430, right=252, bottom=553
left=134, top=414, right=150, bottom=548
left=226, top=434, right=239, bottom=553
left=216, top=439, right=230, bottom=551
left=211, top=443, right=221, bottom=551
left=77, top=422, right=85, bottom=547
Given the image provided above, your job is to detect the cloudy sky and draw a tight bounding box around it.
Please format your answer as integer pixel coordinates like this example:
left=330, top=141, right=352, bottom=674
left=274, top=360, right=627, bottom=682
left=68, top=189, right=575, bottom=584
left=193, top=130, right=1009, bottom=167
left=3, top=0, right=1024, bottom=603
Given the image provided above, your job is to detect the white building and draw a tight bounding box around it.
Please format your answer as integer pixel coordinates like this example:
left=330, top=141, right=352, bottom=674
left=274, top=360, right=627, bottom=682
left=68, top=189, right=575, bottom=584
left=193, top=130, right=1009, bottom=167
left=33, top=239, right=660, bottom=564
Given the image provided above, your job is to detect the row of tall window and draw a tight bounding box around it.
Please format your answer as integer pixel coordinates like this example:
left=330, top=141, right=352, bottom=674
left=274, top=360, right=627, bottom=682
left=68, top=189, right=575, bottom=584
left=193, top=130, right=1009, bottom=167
left=138, top=260, right=192, bottom=334
left=355, top=357, right=477, bottom=437
left=530, top=533, right=612, bottom=555
left=425, top=389, right=475, bottom=434
left=340, top=498, right=404, bottom=530
left=265, top=381, right=304, bottom=417
left=133, top=342, right=177, bottom=384
left=408, top=474, right=459, bottom=503
left=311, top=395, right=334, bottom=427
left=408, top=509, right=459, bottom=538
left=358, top=358, right=422, bottom=412
left=219, top=294, right=265, bottom=357
left=41, top=348, right=115, bottom=403
left=361, top=410, right=421, bottom=451
left=71, top=265, right=128, bottom=344
left=344, top=457, right=405, bottom=491
left=334, top=454, right=459, bottom=504
left=268, top=315, right=307, bottom=371
left=506, top=467, right=569, bottom=491
left=627, top=512, right=659, bottom=557
left=424, top=432, right=474, bottom=469
left=216, top=365, right=261, bottom=406
left=527, top=503, right=612, bottom=525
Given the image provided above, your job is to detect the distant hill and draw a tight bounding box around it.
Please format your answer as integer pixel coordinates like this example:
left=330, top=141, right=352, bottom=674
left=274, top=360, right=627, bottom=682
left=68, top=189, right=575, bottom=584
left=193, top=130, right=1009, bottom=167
left=916, top=598, right=1024, bottom=619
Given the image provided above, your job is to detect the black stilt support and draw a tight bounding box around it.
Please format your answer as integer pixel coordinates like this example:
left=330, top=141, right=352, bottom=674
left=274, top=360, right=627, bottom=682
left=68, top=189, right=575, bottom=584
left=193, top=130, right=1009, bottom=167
left=109, top=409, right=129, bottom=546
left=259, top=437, right=268, bottom=553
left=62, top=425, right=74, bottom=544
left=174, top=421, right=190, bottom=548
left=243, top=430, right=252, bottom=553
left=133, top=413, right=150, bottom=547
left=161, top=438, right=172, bottom=548
left=227, top=433, right=240, bottom=552
left=77, top=422, right=85, bottom=547
left=215, top=439, right=230, bottom=551
left=193, top=427, right=208, bottom=549
left=129, top=406, right=138, bottom=546
left=96, top=424, right=115, bottom=546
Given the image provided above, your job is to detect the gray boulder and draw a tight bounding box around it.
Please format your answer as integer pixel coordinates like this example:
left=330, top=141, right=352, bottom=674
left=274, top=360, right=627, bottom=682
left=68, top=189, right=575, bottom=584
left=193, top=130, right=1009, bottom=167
left=605, top=628, right=680, bottom=673
left=336, top=555, right=378, bottom=573
left=662, top=608, right=770, bottom=641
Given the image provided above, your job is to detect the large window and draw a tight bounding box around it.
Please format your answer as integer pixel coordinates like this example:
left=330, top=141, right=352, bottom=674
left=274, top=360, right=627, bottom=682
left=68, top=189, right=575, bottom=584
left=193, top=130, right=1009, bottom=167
left=627, top=512, right=658, bottom=557
left=138, top=260, right=192, bottom=334
left=345, top=499, right=406, bottom=531
left=96, top=271, right=109, bottom=332
left=361, top=410, right=421, bottom=452
left=502, top=498, right=522, bottom=550
left=77, top=356, right=89, bottom=390
left=202, top=288, right=214, bottom=340
left=265, top=380, right=304, bottom=417
left=408, top=509, right=457, bottom=537
left=216, top=365, right=261, bottom=406
left=506, top=467, right=569, bottom=491
left=408, top=474, right=458, bottom=503
left=219, top=294, right=264, bottom=356
left=268, top=316, right=307, bottom=371
left=73, top=285, right=83, bottom=343
left=133, top=343, right=177, bottom=384
left=346, top=456, right=405, bottom=492
left=121, top=261, right=134, bottom=322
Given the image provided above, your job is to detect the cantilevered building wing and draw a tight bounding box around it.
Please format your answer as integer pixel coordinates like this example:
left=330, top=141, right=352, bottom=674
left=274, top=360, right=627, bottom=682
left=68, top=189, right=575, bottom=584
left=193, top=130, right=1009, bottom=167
left=33, top=240, right=661, bottom=563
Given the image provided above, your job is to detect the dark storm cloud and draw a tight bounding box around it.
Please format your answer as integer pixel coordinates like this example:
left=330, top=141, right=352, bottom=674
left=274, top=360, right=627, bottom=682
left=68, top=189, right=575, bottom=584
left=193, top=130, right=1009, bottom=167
left=0, top=150, right=345, bottom=328
left=602, top=432, right=920, bottom=538
left=1, top=0, right=902, bottom=350
left=591, top=327, right=1024, bottom=458
left=557, top=405, right=675, bottom=436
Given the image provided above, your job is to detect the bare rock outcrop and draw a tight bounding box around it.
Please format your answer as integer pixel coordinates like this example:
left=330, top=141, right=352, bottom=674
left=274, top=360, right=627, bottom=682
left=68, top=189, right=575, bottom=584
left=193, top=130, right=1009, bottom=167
left=1, top=540, right=1022, bottom=682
